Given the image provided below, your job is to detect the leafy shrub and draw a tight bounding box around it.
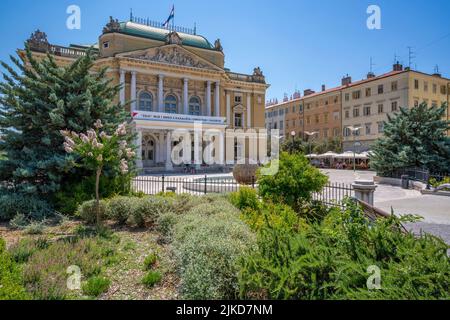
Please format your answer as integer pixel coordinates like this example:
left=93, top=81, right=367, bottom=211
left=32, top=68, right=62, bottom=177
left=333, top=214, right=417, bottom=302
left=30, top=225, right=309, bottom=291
left=82, top=276, right=111, bottom=297
left=229, top=187, right=260, bottom=211
left=24, top=221, right=46, bottom=235
left=239, top=200, right=450, bottom=300
left=429, top=176, right=450, bottom=190
left=156, top=211, right=178, bottom=240
left=130, top=197, right=172, bottom=228
left=142, top=271, right=162, bottom=288
left=0, top=238, right=30, bottom=300
left=257, top=152, right=328, bottom=210
left=9, top=214, right=29, bottom=230
left=9, top=238, right=49, bottom=264
left=106, top=196, right=140, bottom=225
left=143, top=253, right=158, bottom=270
left=54, top=173, right=135, bottom=215
left=76, top=200, right=108, bottom=224
left=0, top=193, right=53, bottom=221
left=172, top=199, right=256, bottom=300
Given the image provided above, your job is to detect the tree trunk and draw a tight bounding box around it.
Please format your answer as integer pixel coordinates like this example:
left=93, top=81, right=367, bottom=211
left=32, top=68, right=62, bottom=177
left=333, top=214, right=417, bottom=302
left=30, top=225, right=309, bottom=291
left=95, top=166, right=102, bottom=226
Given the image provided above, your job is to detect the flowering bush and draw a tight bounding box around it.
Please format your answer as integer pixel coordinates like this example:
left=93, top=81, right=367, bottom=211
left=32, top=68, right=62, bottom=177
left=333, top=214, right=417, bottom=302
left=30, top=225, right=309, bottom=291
left=61, top=120, right=135, bottom=225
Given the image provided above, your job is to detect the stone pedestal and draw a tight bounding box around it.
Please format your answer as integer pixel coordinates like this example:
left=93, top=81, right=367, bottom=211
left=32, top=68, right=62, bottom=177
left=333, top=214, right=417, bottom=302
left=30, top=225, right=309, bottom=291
left=352, top=180, right=377, bottom=206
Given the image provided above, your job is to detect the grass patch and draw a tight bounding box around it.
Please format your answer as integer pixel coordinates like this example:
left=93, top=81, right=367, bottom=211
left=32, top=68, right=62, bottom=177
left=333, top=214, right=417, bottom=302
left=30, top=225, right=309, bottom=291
left=82, top=276, right=111, bottom=297
left=143, top=253, right=158, bottom=270
left=142, top=271, right=162, bottom=288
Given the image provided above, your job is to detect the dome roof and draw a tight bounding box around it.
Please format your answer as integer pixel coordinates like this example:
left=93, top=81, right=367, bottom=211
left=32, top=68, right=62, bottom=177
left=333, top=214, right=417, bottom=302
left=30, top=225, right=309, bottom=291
left=118, top=22, right=214, bottom=50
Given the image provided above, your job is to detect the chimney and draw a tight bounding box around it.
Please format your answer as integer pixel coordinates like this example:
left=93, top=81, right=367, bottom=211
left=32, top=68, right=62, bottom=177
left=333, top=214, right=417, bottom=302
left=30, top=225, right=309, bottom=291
left=304, top=89, right=315, bottom=96
left=393, top=62, right=403, bottom=71
left=341, top=74, right=352, bottom=86
left=321, top=84, right=326, bottom=92
left=367, top=72, right=375, bottom=79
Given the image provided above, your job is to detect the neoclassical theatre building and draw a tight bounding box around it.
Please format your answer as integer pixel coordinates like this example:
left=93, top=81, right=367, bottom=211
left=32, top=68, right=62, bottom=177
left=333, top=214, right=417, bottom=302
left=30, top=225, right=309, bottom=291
left=25, top=16, right=269, bottom=172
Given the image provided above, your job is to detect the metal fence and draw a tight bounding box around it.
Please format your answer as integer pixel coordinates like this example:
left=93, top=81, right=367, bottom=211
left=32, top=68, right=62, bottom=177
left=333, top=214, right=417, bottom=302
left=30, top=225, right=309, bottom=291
left=385, top=167, right=449, bottom=185
left=312, top=182, right=355, bottom=207
left=132, top=175, right=355, bottom=207
left=132, top=175, right=247, bottom=196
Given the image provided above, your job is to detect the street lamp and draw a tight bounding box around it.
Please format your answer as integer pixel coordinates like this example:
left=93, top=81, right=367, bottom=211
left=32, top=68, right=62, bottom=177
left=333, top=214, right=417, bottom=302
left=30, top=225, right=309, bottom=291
left=305, top=131, right=318, bottom=162
left=290, top=130, right=296, bottom=153
left=347, top=126, right=361, bottom=172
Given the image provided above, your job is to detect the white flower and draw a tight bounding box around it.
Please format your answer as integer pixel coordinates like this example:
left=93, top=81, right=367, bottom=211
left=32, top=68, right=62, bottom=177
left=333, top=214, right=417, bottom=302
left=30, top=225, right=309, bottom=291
left=119, top=140, right=127, bottom=150
left=94, top=119, right=103, bottom=129
left=64, top=146, right=73, bottom=153
left=80, top=133, right=89, bottom=143
left=119, top=159, right=129, bottom=174
left=115, top=123, right=127, bottom=136
left=64, top=137, right=75, bottom=148
left=88, top=152, right=93, bottom=157
left=97, top=154, right=103, bottom=162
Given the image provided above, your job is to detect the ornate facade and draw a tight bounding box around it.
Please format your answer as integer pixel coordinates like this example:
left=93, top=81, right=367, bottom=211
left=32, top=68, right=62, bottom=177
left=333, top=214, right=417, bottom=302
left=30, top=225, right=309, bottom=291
left=26, top=17, right=269, bottom=172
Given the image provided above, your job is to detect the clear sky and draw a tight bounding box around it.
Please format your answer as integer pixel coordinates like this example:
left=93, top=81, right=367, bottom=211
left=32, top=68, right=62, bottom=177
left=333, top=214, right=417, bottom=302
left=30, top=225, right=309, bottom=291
left=1, top=0, right=449, bottom=101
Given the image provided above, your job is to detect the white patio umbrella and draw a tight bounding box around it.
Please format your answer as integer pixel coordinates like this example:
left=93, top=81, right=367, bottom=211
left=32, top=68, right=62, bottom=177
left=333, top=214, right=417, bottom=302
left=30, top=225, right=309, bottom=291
left=317, top=151, right=339, bottom=159
left=306, top=154, right=318, bottom=158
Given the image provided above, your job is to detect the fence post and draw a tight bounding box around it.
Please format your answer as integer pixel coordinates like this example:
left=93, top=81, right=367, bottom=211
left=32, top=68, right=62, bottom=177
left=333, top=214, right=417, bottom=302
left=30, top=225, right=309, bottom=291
left=352, top=180, right=377, bottom=206
left=204, top=175, right=207, bottom=195
left=162, top=175, right=165, bottom=193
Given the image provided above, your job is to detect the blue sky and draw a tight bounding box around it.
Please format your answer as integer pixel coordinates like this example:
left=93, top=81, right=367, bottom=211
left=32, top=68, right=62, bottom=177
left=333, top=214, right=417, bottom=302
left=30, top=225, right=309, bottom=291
left=1, top=0, right=449, bottom=100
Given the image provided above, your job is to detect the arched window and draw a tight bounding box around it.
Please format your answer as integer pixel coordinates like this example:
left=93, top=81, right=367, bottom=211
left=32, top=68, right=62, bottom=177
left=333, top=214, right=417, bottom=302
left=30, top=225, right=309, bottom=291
left=138, top=92, right=153, bottom=112
left=165, top=95, right=178, bottom=114
left=189, top=96, right=201, bottom=116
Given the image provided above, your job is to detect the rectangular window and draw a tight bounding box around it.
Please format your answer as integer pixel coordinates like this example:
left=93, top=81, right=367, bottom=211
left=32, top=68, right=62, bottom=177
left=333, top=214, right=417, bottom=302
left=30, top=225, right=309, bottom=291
left=345, top=93, right=350, bottom=101
left=365, top=88, right=371, bottom=97
left=391, top=101, right=398, bottom=112
left=424, top=82, right=428, bottom=92
left=333, top=111, right=340, bottom=120
left=352, top=90, right=361, bottom=99
left=333, top=128, right=340, bottom=137
left=378, top=104, right=384, bottom=114
left=234, top=113, right=243, bottom=128
left=391, top=81, right=398, bottom=91
left=345, top=110, right=350, bottom=119
left=306, top=116, right=311, bottom=125
left=279, top=121, right=284, bottom=130
left=363, top=105, right=371, bottom=116
left=378, top=122, right=384, bottom=133
left=414, top=79, right=419, bottom=90
left=234, top=96, right=242, bottom=103
left=315, top=114, right=320, bottom=124
left=433, top=84, right=437, bottom=94
left=441, top=85, right=447, bottom=95
left=103, top=41, right=110, bottom=49
left=365, top=124, right=371, bottom=135
left=353, top=108, right=360, bottom=118
left=324, top=113, right=329, bottom=123
left=323, top=129, right=329, bottom=138
left=414, top=100, right=419, bottom=107
left=378, top=85, right=384, bottom=94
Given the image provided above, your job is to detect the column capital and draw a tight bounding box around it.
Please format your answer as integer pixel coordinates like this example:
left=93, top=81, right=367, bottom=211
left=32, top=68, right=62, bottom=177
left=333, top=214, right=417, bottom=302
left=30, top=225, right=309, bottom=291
left=183, top=77, right=189, bottom=82
left=131, top=70, right=137, bottom=75
left=120, top=69, right=126, bottom=75
left=206, top=80, right=212, bottom=85
left=215, top=80, right=220, bottom=85
left=159, top=74, right=165, bottom=79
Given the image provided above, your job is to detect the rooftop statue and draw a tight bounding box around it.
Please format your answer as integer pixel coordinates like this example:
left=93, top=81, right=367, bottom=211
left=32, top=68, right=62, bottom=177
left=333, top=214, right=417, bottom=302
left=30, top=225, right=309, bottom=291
left=103, top=16, right=121, bottom=34
left=214, top=39, right=223, bottom=52
left=27, top=29, right=49, bottom=51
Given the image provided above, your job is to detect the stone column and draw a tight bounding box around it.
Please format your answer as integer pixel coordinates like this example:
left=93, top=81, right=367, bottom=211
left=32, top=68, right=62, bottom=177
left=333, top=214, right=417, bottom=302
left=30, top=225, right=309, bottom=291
left=226, top=92, right=231, bottom=126
left=218, top=131, right=225, bottom=165
left=183, top=78, right=189, bottom=115
left=119, top=70, right=126, bottom=105
left=158, top=74, right=164, bottom=113
left=206, top=81, right=211, bottom=116
left=214, top=81, right=220, bottom=117
left=246, top=94, right=252, bottom=128
left=352, top=180, right=377, bottom=206
left=135, top=129, right=143, bottom=170
left=131, top=71, right=137, bottom=111
left=165, top=130, right=173, bottom=171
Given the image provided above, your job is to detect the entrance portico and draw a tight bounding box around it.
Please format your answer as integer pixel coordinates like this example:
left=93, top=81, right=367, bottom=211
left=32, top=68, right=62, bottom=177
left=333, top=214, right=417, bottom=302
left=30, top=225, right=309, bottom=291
left=133, top=111, right=227, bottom=171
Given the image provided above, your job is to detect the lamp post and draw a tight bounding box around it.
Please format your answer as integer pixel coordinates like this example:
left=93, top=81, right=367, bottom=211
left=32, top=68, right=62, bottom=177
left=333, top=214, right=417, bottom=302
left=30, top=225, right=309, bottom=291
left=347, top=126, right=361, bottom=172
left=305, top=131, right=318, bottom=163
left=290, top=130, right=296, bottom=153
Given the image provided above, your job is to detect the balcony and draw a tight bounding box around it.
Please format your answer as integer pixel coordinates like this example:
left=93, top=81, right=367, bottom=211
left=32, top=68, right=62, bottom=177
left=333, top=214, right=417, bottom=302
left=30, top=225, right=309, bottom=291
left=132, top=110, right=226, bottom=126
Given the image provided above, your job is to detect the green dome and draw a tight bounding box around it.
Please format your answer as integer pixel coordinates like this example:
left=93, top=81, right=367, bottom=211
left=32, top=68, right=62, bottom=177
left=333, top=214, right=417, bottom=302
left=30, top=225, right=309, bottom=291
left=118, top=22, right=213, bottom=50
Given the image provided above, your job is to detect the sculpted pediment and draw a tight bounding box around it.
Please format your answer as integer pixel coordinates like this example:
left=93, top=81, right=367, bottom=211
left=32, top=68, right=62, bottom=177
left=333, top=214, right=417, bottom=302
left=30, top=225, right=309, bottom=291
left=119, top=45, right=222, bottom=71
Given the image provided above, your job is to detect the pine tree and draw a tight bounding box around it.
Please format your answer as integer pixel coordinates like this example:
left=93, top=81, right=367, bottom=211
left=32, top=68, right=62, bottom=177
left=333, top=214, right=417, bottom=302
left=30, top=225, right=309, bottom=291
left=370, top=102, right=450, bottom=175
left=0, top=45, right=130, bottom=202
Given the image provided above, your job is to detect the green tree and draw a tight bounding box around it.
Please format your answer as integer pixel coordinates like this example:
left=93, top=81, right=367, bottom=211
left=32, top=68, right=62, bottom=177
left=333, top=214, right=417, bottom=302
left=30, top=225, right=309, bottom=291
left=0, top=45, right=130, bottom=209
left=370, top=103, right=450, bottom=175
left=257, top=152, right=328, bottom=210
